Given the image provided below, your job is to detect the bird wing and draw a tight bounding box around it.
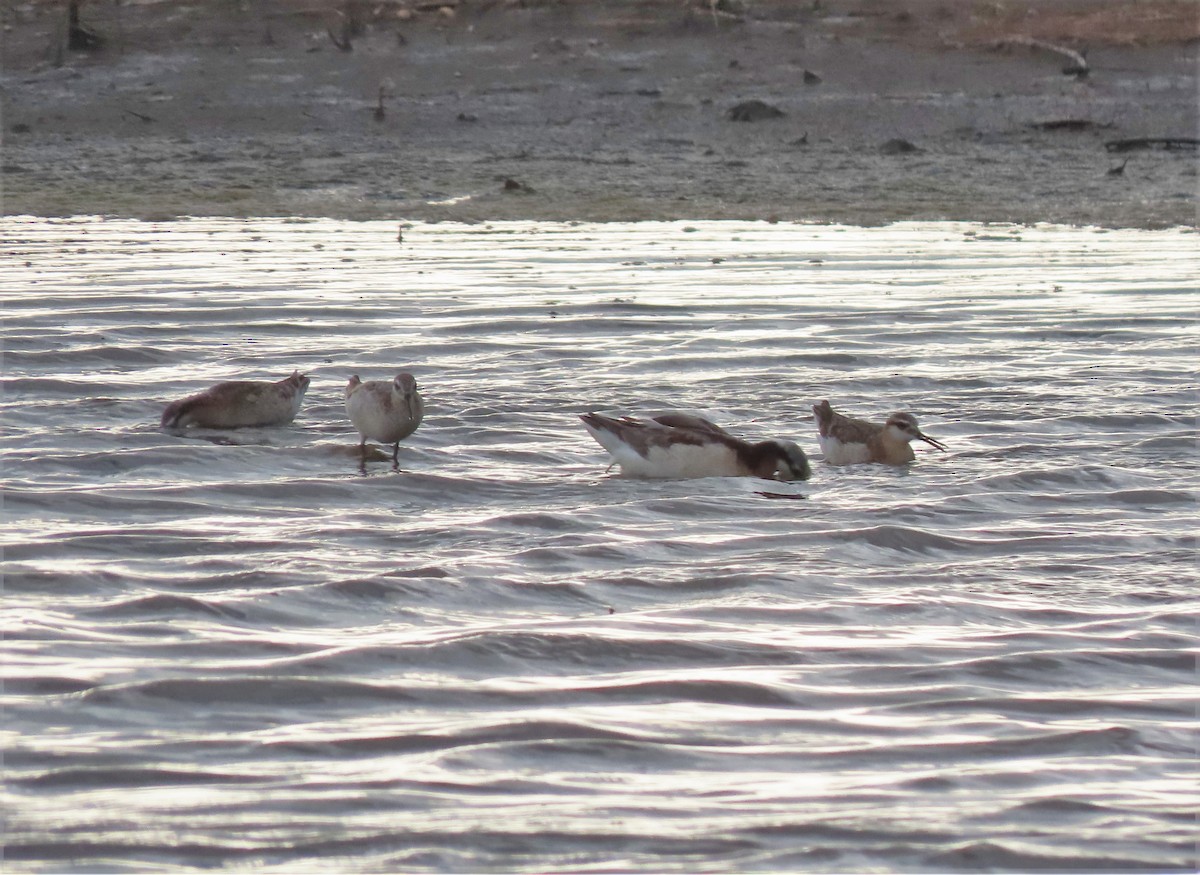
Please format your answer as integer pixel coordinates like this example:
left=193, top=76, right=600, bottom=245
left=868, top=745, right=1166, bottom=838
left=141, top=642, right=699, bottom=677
left=649, top=413, right=735, bottom=438
left=814, top=401, right=881, bottom=443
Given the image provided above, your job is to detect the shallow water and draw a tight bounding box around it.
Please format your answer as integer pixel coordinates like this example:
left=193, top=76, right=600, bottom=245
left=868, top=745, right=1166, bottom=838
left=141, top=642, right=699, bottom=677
left=2, top=217, right=1197, bottom=873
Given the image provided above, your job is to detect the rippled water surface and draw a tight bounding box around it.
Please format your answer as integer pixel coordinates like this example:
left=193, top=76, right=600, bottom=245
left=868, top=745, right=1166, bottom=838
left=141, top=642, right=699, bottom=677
left=2, top=217, right=1197, bottom=873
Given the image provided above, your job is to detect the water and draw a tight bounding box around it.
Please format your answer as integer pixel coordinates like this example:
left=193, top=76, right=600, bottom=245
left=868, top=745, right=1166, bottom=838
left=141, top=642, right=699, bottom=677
left=2, top=217, right=1197, bottom=873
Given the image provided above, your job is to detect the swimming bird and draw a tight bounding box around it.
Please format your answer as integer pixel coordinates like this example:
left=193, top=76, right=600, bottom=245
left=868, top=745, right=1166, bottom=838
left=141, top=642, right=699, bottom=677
left=812, top=399, right=946, bottom=466
left=345, top=373, right=424, bottom=463
left=160, top=371, right=309, bottom=429
left=580, top=412, right=811, bottom=481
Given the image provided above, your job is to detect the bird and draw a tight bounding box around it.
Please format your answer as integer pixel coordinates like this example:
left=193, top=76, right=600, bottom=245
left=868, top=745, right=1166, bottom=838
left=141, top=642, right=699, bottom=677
left=580, top=412, right=811, bottom=481
left=812, top=399, right=946, bottom=466
left=160, top=371, right=309, bottom=429
left=345, top=373, right=424, bottom=464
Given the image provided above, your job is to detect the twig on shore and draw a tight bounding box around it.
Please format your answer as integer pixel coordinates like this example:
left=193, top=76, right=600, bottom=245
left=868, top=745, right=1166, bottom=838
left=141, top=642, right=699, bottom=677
left=683, top=0, right=745, bottom=28
left=1030, top=119, right=1112, bottom=132
left=67, top=0, right=103, bottom=52
left=993, top=36, right=1089, bottom=77
left=374, top=85, right=386, bottom=121
left=1105, top=138, right=1200, bottom=153
left=122, top=108, right=156, bottom=123
left=327, top=25, right=352, bottom=52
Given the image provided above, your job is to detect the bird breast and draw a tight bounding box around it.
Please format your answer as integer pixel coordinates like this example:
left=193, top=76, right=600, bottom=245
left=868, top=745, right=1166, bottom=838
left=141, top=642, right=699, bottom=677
left=347, top=384, right=422, bottom=442
left=614, top=439, right=746, bottom=479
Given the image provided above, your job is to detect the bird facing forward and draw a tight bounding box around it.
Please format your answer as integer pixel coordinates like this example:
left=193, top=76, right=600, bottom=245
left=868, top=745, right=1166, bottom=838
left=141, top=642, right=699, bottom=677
left=345, top=373, right=424, bottom=464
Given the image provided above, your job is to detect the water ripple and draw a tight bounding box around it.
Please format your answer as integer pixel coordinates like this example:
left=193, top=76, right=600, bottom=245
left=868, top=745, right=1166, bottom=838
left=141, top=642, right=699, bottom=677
left=2, top=218, right=1197, bottom=873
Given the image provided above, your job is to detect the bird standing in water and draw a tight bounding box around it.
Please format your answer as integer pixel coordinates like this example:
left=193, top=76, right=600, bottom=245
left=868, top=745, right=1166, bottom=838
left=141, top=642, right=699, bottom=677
left=345, top=373, right=424, bottom=467
left=812, top=399, right=946, bottom=466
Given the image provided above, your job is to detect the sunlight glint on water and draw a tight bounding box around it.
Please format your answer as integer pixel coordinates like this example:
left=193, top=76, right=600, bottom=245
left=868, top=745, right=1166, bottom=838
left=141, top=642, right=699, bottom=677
left=1, top=217, right=1197, bottom=873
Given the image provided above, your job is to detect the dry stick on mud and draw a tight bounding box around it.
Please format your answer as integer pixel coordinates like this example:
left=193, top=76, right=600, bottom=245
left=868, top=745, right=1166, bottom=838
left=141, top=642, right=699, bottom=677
left=374, top=85, right=386, bottom=121
left=1105, top=138, right=1200, bottom=153
left=67, top=0, right=103, bottom=52
left=327, top=1, right=361, bottom=54
left=1030, top=119, right=1113, bottom=132
left=701, top=0, right=745, bottom=27
left=327, top=22, right=352, bottom=52
left=993, top=36, right=1089, bottom=77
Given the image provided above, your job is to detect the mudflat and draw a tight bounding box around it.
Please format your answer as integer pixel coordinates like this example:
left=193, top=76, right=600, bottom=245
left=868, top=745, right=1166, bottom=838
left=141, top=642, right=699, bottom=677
left=2, top=0, right=1196, bottom=226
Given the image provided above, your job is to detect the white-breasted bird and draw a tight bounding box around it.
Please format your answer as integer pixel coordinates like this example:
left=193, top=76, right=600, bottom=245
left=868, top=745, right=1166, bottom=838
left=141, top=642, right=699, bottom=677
left=812, top=399, right=946, bottom=466
left=345, top=373, right=424, bottom=463
left=581, top=411, right=811, bottom=481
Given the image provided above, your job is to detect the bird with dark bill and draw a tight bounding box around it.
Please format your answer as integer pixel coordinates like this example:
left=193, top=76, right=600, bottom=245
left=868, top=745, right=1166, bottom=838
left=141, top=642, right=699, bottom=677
left=812, top=399, right=946, bottom=466
left=581, top=412, right=811, bottom=481
left=345, top=373, right=425, bottom=464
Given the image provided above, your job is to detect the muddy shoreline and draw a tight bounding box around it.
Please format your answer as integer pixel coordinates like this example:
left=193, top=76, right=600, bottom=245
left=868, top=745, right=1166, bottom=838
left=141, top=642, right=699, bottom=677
left=2, top=0, right=1197, bottom=227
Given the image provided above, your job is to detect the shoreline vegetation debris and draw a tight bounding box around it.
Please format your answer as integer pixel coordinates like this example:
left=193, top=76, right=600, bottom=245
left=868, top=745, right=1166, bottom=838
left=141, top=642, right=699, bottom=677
left=1104, top=138, right=1199, bottom=153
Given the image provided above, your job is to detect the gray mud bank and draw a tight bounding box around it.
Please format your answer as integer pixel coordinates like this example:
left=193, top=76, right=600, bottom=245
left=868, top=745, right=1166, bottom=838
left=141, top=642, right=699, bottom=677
left=2, top=1, right=1196, bottom=227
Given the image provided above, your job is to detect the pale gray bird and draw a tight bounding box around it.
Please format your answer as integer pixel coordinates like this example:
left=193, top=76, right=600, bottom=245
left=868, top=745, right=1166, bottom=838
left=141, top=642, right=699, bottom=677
left=161, top=371, right=309, bottom=429
left=345, top=373, right=424, bottom=463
